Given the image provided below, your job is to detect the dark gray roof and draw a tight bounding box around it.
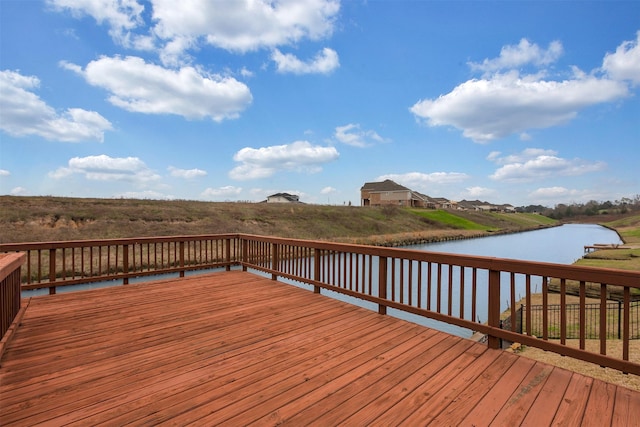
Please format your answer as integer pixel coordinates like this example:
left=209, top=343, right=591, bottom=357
left=361, top=179, right=410, bottom=192
left=267, top=193, right=300, bottom=202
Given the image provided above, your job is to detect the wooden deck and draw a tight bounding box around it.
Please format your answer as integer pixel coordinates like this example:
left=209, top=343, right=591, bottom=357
left=1, top=271, right=638, bottom=426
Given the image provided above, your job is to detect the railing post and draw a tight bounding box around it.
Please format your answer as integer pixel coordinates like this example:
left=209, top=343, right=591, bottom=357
left=271, top=243, right=279, bottom=281
left=241, top=237, right=248, bottom=272
left=123, top=244, right=129, bottom=285
left=487, top=268, right=501, bottom=349
left=225, top=238, right=232, bottom=271
left=179, top=241, right=185, bottom=278
left=313, top=249, right=321, bottom=294
left=378, top=256, right=387, bottom=315
left=48, top=248, right=56, bottom=295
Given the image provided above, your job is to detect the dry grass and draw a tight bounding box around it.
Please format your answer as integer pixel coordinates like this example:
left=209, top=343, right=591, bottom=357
left=519, top=341, right=640, bottom=392
left=0, top=196, right=550, bottom=244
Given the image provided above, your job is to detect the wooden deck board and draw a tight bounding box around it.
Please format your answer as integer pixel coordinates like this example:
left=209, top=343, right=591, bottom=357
left=1, top=270, right=638, bottom=426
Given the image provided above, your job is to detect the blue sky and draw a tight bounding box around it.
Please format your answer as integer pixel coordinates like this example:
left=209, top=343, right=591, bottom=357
left=1, top=1, right=638, bottom=207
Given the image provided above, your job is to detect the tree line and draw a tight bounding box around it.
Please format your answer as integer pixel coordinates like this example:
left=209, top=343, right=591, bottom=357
left=518, top=195, right=640, bottom=219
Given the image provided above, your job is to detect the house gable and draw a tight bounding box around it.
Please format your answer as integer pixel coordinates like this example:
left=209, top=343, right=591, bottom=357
left=266, top=193, right=300, bottom=203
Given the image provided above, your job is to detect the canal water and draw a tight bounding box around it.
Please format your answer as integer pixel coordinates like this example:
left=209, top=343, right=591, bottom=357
left=408, top=223, right=622, bottom=264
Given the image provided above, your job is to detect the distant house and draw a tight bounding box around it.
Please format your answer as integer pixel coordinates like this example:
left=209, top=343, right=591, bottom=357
left=361, top=180, right=516, bottom=212
left=499, top=204, right=516, bottom=213
left=457, top=199, right=493, bottom=211
left=360, top=179, right=428, bottom=207
left=415, top=192, right=439, bottom=209
left=266, top=193, right=301, bottom=203
left=433, top=197, right=454, bottom=209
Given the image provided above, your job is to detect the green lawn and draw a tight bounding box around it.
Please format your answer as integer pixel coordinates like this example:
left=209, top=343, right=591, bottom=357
left=409, top=209, right=490, bottom=230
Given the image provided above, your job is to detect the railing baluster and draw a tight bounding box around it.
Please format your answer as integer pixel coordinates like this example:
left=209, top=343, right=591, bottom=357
left=623, top=287, right=630, bottom=363
left=471, top=268, right=477, bottom=324
left=417, top=262, right=422, bottom=309
left=448, top=264, right=453, bottom=316
left=459, top=266, right=464, bottom=319
left=579, top=281, right=586, bottom=349
left=408, top=261, right=413, bottom=306
left=427, top=262, right=432, bottom=311
left=525, top=275, right=531, bottom=336
left=560, top=278, right=567, bottom=344
left=436, top=263, right=442, bottom=314
left=600, top=283, right=607, bottom=355
left=510, top=273, right=516, bottom=332
left=367, top=255, right=372, bottom=296
left=542, top=276, right=548, bottom=340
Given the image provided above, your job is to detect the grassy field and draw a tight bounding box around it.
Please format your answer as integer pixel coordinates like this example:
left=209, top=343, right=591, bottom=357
left=574, top=214, right=640, bottom=272
left=0, top=195, right=556, bottom=244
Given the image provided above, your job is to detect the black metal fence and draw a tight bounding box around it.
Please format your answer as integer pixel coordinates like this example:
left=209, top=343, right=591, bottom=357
left=507, top=301, right=640, bottom=340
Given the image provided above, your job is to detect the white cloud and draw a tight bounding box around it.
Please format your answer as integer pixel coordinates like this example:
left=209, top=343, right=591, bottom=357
left=320, top=186, right=336, bottom=194
left=0, top=70, right=113, bottom=142
left=48, top=0, right=144, bottom=35
left=272, top=47, right=339, bottom=74
left=168, top=166, right=207, bottom=179
left=529, top=186, right=574, bottom=199
left=62, top=56, right=252, bottom=121
left=152, top=0, right=340, bottom=56
left=462, top=186, right=496, bottom=199
left=602, top=31, right=640, bottom=86
left=0, top=169, right=10, bottom=177
left=377, top=172, right=469, bottom=190
left=52, top=0, right=341, bottom=65
left=411, top=35, right=635, bottom=143
left=527, top=186, right=600, bottom=204
left=489, top=149, right=606, bottom=182
left=201, top=186, right=243, bottom=199
left=487, top=148, right=558, bottom=165
left=410, top=71, right=628, bottom=143
left=230, top=140, right=339, bottom=180
left=469, top=39, right=563, bottom=74
left=10, top=187, right=28, bottom=196
left=334, top=123, right=387, bottom=147
left=240, top=67, right=254, bottom=78
left=50, top=154, right=161, bottom=184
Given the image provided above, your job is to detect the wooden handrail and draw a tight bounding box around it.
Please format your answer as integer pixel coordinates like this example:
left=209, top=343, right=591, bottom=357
left=0, top=234, right=241, bottom=292
left=0, top=253, right=26, bottom=342
left=2, top=233, right=639, bottom=374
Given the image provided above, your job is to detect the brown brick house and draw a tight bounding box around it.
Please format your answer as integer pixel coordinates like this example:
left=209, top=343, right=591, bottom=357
left=360, top=179, right=429, bottom=207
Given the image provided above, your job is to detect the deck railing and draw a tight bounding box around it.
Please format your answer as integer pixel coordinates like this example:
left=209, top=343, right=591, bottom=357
left=0, top=235, right=240, bottom=293
left=0, top=253, right=26, bottom=344
left=2, top=233, right=639, bottom=375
